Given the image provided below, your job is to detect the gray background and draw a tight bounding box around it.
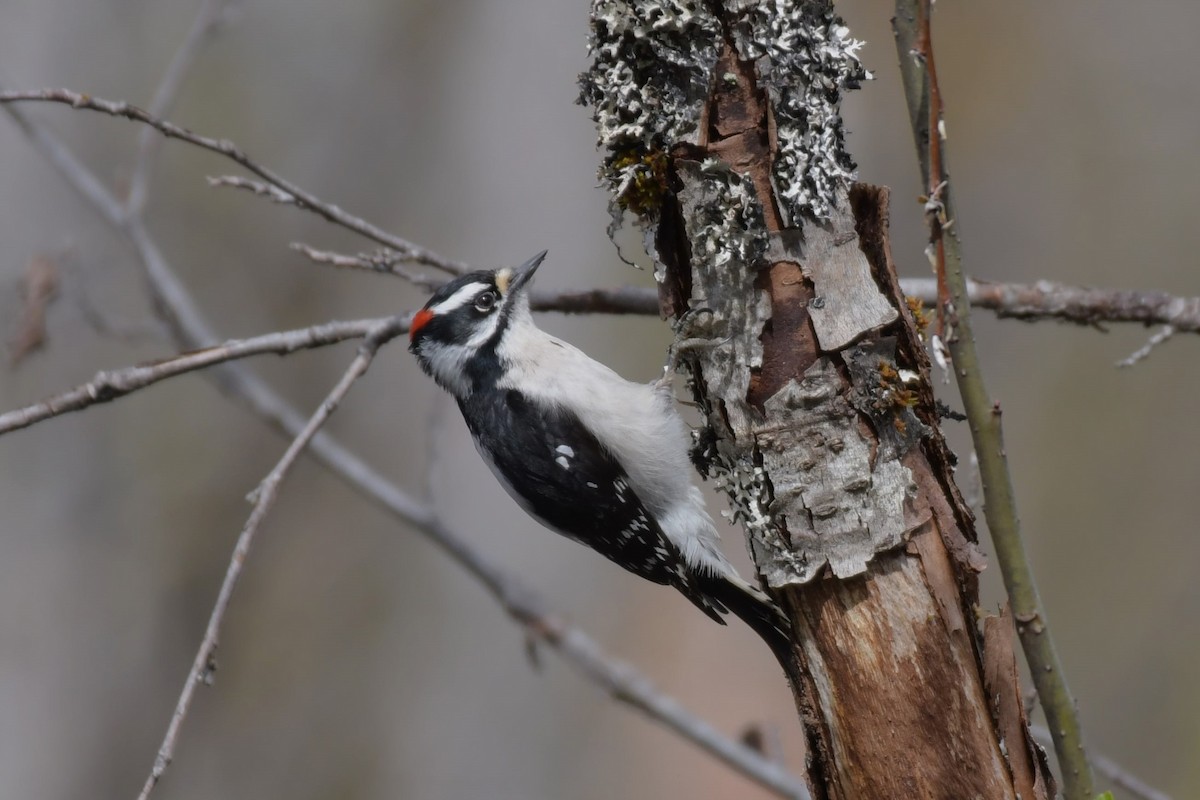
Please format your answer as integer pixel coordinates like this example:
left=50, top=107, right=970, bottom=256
left=1, top=1, right=1196, bottom=797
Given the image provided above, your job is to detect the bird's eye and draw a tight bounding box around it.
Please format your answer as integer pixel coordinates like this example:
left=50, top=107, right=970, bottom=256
left=474, top=291, right=498, bottom=313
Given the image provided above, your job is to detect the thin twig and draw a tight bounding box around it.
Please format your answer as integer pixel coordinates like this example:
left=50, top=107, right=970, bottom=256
left=893, top=4, right=1094, bottom=798
left=1, top=89, right=809, bottom=800
left=126, top=0, right=236, bottom=216
left=0, top=318, right=385, bottom=435
left=135, top=315, right=408, bottom=800
left=1029, top=725, right=1172, bottom=800
left=0, top=88, right=466, bottom=275
left=1117, top=324, right=1176, bottom=368
left=207, top=174, right=296, bottom=205
left=291, top=242, right=441, bottom=288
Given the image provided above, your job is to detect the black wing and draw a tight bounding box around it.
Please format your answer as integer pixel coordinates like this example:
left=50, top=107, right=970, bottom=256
left=458, top=389, right=695, bottom=591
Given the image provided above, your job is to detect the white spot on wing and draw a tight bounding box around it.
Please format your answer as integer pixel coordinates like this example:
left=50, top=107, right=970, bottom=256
left=555, top=456, right=570, bottom=469
left=556, top=445, right=575, bottom=457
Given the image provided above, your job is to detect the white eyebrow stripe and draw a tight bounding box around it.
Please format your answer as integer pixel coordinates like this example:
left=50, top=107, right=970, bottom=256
left=431, top=282, right=491, bottom=315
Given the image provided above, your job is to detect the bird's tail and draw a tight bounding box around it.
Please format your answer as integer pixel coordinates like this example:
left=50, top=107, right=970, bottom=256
left=695, top=572, right=803, bottom=687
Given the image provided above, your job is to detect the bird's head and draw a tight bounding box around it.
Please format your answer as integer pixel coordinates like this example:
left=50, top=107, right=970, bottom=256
left=408, top=250, right=546, bottom=396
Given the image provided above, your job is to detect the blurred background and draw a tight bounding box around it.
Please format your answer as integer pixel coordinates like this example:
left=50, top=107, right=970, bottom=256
left=1, top=0, right=1196, bottom=797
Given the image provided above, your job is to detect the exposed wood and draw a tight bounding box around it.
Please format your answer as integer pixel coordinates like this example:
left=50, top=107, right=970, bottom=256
left=788, top=541, right=1015, bottom=800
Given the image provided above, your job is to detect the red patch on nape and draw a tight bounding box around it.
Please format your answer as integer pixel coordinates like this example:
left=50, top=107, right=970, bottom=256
left=409, top=308, right=435, bottom=341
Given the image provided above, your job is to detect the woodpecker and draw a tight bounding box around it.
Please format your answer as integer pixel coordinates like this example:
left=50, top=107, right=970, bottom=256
left=408, top=251, right=792, bottom=667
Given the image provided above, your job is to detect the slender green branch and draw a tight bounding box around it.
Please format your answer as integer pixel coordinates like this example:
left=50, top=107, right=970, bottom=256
left=892, top=3, right=1094, bottom=799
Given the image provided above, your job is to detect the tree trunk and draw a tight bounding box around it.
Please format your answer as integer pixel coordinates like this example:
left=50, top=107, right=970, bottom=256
left=581, top=2, right=1055, bottom=798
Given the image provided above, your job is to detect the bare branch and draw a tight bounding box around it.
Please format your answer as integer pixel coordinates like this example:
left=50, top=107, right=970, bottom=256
left=6, top=82, right=1193, bottom=335
left=291, top=242, right=441, bottom=288
left=1, top=88, right=808, bottom=800
left=126, top=0, right=237, bottom=216
left=0, top=88, right=466, bottom=274
left=301, top=237, right=1200, bottom=331
left=0, top=280, right=654, bottom=438
left=1, top=97, right=129, bottom=226
left=285, top=248, right=1200, bottom=330
left=894, top=4, right=1093, bottom=797
left=903, top=277, right=1200, bottom=333
left=530, top=285, right=661, bottom=316
left=136, top=314, right=408, bottom=800
left=0, top=318, right=385, bottom=436
left=16, top=271, right=1200, bottom=436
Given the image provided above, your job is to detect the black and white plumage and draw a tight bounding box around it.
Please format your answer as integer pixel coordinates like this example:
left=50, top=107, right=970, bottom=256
left=408, top=252, right=792, bottom=662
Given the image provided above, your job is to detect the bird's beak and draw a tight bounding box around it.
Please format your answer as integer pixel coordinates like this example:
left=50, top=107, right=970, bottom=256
left=504, top=250, right=547, bottom=296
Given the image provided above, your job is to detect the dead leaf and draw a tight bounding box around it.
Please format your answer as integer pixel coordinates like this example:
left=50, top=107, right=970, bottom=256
left=8, top=255, right=60, bottom=365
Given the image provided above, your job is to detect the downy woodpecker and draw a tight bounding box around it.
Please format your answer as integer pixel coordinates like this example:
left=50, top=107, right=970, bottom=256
left=409, top=252, right=792, bottom=664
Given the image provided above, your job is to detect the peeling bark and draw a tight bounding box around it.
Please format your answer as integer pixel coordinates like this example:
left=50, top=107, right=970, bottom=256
left=580, top=2, right=1052, bottom=798
left=984, top=606, right=1058, bottom=800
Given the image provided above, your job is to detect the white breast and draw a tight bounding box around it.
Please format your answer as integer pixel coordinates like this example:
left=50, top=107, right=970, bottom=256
left=495, top=313, right=734, bottom=577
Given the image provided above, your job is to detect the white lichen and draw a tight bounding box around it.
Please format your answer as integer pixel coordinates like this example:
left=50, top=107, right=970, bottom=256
left=673, top=159, right=791, bottom=567
left=674, top=159, right=769, bottom=418
left=725, top=0, right=870, bottom=222
left=681, top=159, right=768, bottom=271
left=712, top=457, right=788, bottom=567
left=579, top=0, right=720, bottom=211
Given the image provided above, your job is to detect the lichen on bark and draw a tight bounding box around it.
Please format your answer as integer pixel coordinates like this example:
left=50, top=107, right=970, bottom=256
left=670, top=158, right=783, bottom=568
left=724, top=0, right=869, bottom=223
left=756, top=359, right=914, bottom=584
left=578, top=0, right=720, bottom=224
left=580, top=0, right=917, bottom=586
